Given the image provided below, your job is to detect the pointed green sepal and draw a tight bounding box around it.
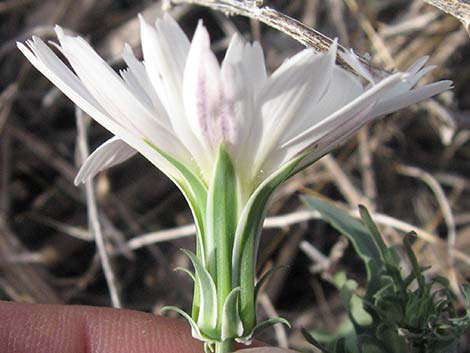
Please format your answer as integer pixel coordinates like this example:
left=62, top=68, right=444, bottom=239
left=233, top=147, right=315, bottom=334
left=145, top=140, right=208, bottom=266
left=175, top=267, right=196, bottom=282
left=221, top=287, right=244, bottom=340
left=181, top=249, right=218, bottom=336
left=161, top=306, right=205, bottom=341
left=237, top=317, right=291, bottom=344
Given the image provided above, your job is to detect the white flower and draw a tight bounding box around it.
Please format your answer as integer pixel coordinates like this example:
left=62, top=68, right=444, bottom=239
left=18, top=14, right=452, bottom=344
left=18, top=15, right=451, bottom=197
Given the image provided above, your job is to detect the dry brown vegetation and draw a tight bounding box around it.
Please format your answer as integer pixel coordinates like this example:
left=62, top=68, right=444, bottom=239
left=0, top=0, right=469, bottom=351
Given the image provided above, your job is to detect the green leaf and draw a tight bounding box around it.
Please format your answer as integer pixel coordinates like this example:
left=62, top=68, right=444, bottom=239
left=302, top=196, right=381, bottom=264
left=332, top=272, right=373, bottom=335
left=403, top=232, right=426, bottom=290
left=359, top=205, right=388, bottom=261
left=302, top=196, right=382, bottom=301
left=181, top=249, right=218, bottom=337
left=205, top=145, right=238, bottom=327
left=221, top=287, right=244, bottom=340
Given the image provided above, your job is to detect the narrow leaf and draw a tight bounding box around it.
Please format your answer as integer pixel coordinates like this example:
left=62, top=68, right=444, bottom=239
left=302, top=197, right=381, bottom=273
left=302, top=196, right=386, bottom=302
left=403, top=232, right=426, bottom=290
left=359, top=205, right=388, bottom=259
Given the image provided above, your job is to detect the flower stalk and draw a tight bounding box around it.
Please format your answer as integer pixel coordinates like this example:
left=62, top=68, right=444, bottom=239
left=215, top=340, right=234, bottom=353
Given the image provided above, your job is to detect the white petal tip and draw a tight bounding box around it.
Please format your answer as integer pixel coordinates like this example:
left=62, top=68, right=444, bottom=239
left=138, top=13, right=149, bottom=27
left=73, top=175, right=86, bottom=186
left=442, top=80, right=454, bottom=89
left=122, top=43, right=133, bottom=55
left=54, top=25, right=65, bottom=37
left=162, top=12, right=175, bottom=22
left=328, top=39, right=338, bottom=58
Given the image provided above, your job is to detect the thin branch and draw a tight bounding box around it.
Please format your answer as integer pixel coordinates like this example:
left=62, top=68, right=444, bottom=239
left=127, top=210, right=321, bottom=250
left=423, top=0, right=470, bottom=35
left=396, top=164, right=457, bottom=256
left=75, top=107, right=122, bottom=309
left=126, top=208, right=470, bottom=266
left=320, top=155, right=366, bottom=207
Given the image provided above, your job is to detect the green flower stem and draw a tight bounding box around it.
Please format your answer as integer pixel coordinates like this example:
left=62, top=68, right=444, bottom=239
left=215, top=339, right=234, bottom=353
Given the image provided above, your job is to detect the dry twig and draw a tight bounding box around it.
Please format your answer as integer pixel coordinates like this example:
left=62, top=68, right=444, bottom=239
left=75, top=108, right=122, bottom=308
left=423, top=0, right=470, bottom=34
left=167, top=0, right=387, bottom=77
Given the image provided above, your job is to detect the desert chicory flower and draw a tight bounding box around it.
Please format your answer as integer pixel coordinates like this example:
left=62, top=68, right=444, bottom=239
left=18, top=14, right=451, bottom=350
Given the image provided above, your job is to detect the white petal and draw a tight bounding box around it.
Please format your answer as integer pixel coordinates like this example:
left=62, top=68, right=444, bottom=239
left=380, top=57, right=434, bottom=97
left=406, top=56, right=429, bottom=75
left=120, top=68, right=153, bottom=110
left=281, top=72, right=407, bottom=150
left=183, top=22, right=223, bottom=166
left=243, top=42, right=267, bottom=94
left=407, top=65, right=436, bottom=87
left=220, top=61, right=255, bottom=170
left=293, top=102, right=377, bottom=173
left=140, top=15, right=209, bottom=174
left=17, top=37, right=180, bottom=181
left=75, top=137, right=137, bottom=185
left=220, top=35, right=264, bottom=170
left=54, top=27, right=190, bottom=164
left=224, top=34, right=267, bottom=95
left=279, top=66, right=364, bottom=145
left=339, top=49, right=375, bottom=84
left=251, top=44, right=337, bottom=174
left=139, top=14, right=188, bottom=115
left=372, top=80, right=453, bottom=117
left=121, top=44, right=166, bottom=116
left=224, top=33, right=245, bottom=64
left=158, top=13, right=191, bottom=74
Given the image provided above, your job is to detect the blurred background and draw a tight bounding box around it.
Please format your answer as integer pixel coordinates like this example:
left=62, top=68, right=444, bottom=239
left=0, top=0, right=469, bottom=350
